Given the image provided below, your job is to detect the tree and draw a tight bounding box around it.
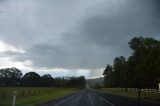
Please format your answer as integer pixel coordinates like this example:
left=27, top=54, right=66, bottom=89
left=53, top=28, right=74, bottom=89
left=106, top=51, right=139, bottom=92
left=128, top=36, right=160, bottom=88
left=102, top=36, right=160, bottom=89
left=0, top=67, right=23, bottom=86
left=41, top=74, right=54, bottom=87
left=78, top=76, right=86, bottom=88
left=128, top=36, right=144, bottom=51
left=103, top=64, right=113, bottom=87
left=112, top=56, right=126, bottom=87
left=22, top=72, right=41, bottom=87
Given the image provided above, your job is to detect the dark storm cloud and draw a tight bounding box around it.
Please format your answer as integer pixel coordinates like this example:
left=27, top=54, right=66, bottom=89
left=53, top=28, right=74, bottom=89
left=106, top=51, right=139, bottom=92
left=67, top=0, right=160, bottom=46
left=60, top=0, right=160, bottom=69
left=0, top=0, right=160, bottom=73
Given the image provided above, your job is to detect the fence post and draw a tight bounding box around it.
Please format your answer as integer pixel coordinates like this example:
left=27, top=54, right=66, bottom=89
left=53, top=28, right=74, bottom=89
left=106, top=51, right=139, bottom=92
left=2, top=92, right=6, bottom=99
left=34, top=90, right=36, bottom=95
left=12, top=91, right=17, bottom=106
left=29, top=89, right=30, bottom=96
left=22, top=90, right=24, bottom=96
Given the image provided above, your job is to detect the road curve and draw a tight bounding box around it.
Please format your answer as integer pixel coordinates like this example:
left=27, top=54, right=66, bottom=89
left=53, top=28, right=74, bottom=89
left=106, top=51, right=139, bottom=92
left=39, top=89, right=160, bottom=106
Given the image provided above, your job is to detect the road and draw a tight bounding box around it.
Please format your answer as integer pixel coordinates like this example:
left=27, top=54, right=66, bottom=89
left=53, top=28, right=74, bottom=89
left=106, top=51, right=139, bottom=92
left=39, top=89, right=160, bottom=106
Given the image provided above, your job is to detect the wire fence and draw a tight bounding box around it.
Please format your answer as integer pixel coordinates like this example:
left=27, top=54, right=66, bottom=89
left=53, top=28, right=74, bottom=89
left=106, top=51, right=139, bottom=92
left=0, top=87, right=56, bottom=100
left=128, top=88, right=160, bottom=94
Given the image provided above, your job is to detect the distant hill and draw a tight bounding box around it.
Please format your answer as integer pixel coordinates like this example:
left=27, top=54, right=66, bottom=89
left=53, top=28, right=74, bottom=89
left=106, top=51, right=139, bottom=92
left=87, top=77, right=104, bottom=88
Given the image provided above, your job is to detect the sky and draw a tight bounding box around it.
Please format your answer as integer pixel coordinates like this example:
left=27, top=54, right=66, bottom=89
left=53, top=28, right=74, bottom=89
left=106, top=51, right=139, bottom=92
left=0, top=0, right=160, bottom=79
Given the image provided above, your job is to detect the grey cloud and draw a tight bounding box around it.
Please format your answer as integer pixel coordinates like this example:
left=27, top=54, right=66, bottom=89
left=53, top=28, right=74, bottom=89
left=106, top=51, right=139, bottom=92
left=0, top=0, right=160, bottom=77
left=0, top=0, right=88, bottom=46
left=71, top=0, right=160, bottom=46
left=61, top=0, right=160, bottom=68
left=13, top=42, right=110, bottom=69
left=0, top=51, right=23, bottom=57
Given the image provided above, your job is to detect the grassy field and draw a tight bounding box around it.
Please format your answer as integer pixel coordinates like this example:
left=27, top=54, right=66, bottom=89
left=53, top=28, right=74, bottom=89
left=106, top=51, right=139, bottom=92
left=98, top=88, right=160, bottom=104
left=0, top=87, right=79, bottom=106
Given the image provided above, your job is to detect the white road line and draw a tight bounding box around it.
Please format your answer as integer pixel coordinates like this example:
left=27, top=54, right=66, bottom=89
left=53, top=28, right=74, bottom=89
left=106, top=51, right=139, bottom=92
left=94, top=93, right=114, bottom=106
left=94, top=90, right=113, bottom=100
left=93, top=90, right=106, bottom=94
left=54, top=92, right=80, bottom=106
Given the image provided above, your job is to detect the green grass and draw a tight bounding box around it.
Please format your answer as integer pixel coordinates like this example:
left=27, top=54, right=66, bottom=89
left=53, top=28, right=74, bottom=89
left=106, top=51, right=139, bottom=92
left=98, top=88, right=160, bottom=104
left=0, top=87, right=79, bottom=106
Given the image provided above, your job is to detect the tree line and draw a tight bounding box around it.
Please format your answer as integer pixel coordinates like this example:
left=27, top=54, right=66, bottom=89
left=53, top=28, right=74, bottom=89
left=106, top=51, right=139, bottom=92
left=103, top=36, right=160, bottom=89
left=0, top=67, right=86, bottom=88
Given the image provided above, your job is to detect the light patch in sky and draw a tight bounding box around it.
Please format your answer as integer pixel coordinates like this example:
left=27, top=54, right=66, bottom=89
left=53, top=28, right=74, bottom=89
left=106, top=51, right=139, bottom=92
left=36, top=68, right=103, bottom=79
left=0, top=57, right=32, bottom=69
left=0, top=40, right=25, bottom=53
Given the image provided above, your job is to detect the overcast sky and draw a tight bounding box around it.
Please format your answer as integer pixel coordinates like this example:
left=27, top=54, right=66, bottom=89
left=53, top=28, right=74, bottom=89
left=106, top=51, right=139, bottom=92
left=0, top=0, right=160, bottom=78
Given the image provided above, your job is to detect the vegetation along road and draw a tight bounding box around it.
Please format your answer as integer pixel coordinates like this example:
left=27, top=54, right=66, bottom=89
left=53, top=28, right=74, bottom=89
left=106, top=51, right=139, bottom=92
left=39, top=89, right=160, bottom=106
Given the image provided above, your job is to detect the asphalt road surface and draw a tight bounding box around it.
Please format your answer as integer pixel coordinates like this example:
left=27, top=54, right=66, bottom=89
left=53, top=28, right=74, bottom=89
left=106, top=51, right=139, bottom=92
left=39, top=89, right=160, bottom=106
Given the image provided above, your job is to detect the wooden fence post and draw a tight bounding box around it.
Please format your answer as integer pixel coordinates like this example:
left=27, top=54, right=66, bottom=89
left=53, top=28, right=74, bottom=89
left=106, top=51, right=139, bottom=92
left=22, top=90, right=24, bottom=96
left=12, top=91, right=17, bottom=106
left=29, top=89, right=30, bottom=96
left=34, top=90, right=35, bottom=95
left=2, top=92, right=6, bottom=99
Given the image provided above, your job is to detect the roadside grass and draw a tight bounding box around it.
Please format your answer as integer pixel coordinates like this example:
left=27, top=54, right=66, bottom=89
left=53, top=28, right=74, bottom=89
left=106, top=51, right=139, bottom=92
left=0, top=87, right=79, bottom=106
left=98, top=88, right=160, bottom=104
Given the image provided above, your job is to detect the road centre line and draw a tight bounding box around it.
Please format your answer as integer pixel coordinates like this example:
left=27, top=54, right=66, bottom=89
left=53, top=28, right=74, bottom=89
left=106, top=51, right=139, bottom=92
left=92, top=90, right=113, bottom=101
left=93, top=92, right=114, bottom=106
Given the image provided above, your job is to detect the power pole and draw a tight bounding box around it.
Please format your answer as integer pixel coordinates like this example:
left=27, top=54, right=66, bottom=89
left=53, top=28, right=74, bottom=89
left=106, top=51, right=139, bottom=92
left=125, top=61, right=128, bottom=92
left=138, top=72, right=141, bottom=106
